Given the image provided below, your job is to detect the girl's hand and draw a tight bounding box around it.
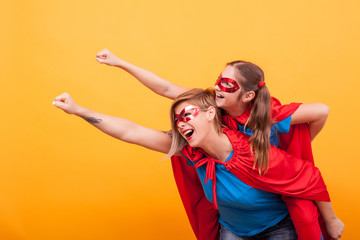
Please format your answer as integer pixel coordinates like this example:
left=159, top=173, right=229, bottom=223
left=96, top=48, right=120, bottom=66
left=52, top=92, right=80, bottom=115
left=325, top=217, right=344, bottom=239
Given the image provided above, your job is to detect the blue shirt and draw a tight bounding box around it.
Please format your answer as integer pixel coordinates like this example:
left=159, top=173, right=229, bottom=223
left=182, top=151, right=289, bottom=236
left=181, top=116, right=292, bottom=236
left=238, top=115, right=292, bottom=147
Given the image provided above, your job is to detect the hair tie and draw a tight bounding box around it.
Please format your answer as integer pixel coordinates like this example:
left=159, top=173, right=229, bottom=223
left=258, top=81, right=266, bottom=88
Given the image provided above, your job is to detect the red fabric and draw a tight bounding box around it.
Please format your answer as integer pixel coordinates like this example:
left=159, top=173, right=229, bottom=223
left=181, top=128, right=330, bottom=203
left=193, top=156, right=224, bottom=210
left=221, top=97, right=302, bottom=126
left=278, top=123, right=331, bottom=240
left=171, top=156, right=220, bottom=240
left=170, top=97, right=330, bottom=240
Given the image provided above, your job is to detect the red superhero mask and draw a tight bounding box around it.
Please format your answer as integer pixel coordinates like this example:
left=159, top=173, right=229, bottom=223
left=215, top=73, right=240, bottom=93
left=175, top=105, right=200, bottom=126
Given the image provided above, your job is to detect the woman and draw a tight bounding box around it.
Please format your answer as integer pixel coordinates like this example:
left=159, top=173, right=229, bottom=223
left=95, top=49, right=343, bottom=239
left=168, top=88, right=330, bottom=239
left=53, top=89, right=341, bottom=239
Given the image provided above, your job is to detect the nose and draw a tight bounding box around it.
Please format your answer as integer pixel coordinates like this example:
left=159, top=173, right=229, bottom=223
left=177, top=120, right=185, bottom=128
left=214, top=84, right=221, bottom=91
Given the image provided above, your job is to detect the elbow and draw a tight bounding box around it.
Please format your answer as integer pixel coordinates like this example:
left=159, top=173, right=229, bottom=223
left=162, top=87, right=172, bottom=99
left=319, top=103, right=330, bottom=118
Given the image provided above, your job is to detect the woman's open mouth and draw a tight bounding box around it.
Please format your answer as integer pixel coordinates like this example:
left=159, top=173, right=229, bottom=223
left=183, top=129, right=194, bottom=140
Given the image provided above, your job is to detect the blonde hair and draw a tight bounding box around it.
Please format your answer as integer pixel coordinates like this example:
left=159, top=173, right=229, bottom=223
left=166, top=88, right=223, bottom=158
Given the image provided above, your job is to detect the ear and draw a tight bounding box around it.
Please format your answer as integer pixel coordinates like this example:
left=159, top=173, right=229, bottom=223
left=241, top=91, right=255, bottom=103
left=206, top=106, right=216, bottom=121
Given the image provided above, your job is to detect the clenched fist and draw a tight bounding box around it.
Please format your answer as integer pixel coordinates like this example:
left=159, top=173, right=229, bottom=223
left=96, top=48, right=121, bottom=66
left=52, top=92, right=80, bottom=115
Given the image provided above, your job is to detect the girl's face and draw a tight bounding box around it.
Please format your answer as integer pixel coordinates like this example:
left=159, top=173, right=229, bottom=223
left=214, top=65, right=246, bottom=115
left=174, top=101, right=211, bottom=148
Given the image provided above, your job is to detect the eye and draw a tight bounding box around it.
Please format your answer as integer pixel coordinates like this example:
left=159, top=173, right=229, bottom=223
left=184, top=112, right=191, bottom=117
left=221, top=81, right=234, bottom=88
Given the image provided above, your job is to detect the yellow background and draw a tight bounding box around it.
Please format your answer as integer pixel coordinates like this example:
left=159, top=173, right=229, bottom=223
left=1, top=0, right=359, bottom=239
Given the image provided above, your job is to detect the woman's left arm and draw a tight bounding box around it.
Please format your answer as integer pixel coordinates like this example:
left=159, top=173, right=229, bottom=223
left=290, top=103, right=330, bottom=141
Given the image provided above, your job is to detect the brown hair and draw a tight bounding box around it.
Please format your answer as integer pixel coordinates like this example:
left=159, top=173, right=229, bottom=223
left=166, top=88, right=223, bottom=158
left=227, top=60, right=272, bottom=175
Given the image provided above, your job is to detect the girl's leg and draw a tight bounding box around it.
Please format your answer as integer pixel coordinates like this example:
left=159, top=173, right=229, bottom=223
left=220, top=216, right=298, bottom=240
left=261, top=215, right=298, bottom=240
left=219, top=225, right=251, bottom=240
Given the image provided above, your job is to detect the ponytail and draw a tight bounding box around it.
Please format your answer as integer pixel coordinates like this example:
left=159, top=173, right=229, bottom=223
left=246, top=85, right=271, bottom=175
left=228, top=61, right=272, bottom=175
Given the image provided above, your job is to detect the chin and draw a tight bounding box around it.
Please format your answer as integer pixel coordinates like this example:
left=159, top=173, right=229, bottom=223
left=215, top=98, right=224, bottom=107
left=186, top=138, right=200, bottom=148
left=190, top=138, right=206, bottom=149
left=187, top=141, right=198, bottom=148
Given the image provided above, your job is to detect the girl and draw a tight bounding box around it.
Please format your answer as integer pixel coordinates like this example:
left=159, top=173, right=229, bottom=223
left=95, top=49, right=328, bottom=143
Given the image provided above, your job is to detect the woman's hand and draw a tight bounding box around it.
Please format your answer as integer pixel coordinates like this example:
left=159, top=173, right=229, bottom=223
left=96, top=48, right=121, bottom=66
left=53, top=92, right=81, bottom=115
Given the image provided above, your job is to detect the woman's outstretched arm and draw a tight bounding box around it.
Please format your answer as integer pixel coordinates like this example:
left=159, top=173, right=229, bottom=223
left=96, top=49, right=190, bottom=100
left=53, top=92, right=173, bottom=154
left=290, top=103, right=330, bottom=141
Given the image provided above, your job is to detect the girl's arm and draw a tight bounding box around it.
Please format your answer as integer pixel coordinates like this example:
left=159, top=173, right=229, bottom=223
left=316, top=201, right=344, bottom=239
left=291, top=104, right=344, bottom=238
left=290, top=103, right=330, bottom=141
left=96, top=49, right=190, bottom=100
left=53, top=92, right=174, bottom=154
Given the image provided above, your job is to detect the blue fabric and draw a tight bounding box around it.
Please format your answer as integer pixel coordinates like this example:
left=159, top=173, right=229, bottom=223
left=182, top=152, right=289, bottom=237
left=237, top=115, right=292, bottom=147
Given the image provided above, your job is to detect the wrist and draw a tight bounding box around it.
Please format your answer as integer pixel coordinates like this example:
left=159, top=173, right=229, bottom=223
left=73, top=105, right=87, bottom=116
left=113, top=57, right=126, bottom=68
left=321, top=210, right=337, bottom=223
left=323, top=215, right=338, bottom=223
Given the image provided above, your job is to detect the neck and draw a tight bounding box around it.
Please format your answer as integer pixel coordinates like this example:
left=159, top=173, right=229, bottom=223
left=199, top=131, right=233, bottom=162
left=226, top=103, right=249, bottom=117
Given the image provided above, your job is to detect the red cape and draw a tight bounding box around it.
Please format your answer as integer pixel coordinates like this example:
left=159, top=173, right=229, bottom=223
left=171, top=97, right=330, bottom=240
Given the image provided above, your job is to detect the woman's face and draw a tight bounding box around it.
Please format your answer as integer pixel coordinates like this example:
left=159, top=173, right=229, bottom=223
left=174, top=101, right=211, bottom=148
left=214, top=65, right=246, bottom=115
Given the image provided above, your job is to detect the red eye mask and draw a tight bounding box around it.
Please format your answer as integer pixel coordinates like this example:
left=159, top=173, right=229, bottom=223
left=215, top=73, right=240, bottom=93
left=175, top=105, right=200, bottom=126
